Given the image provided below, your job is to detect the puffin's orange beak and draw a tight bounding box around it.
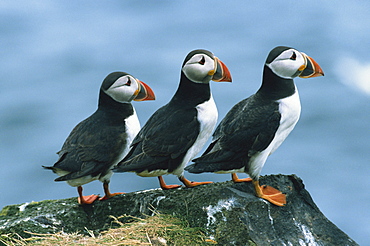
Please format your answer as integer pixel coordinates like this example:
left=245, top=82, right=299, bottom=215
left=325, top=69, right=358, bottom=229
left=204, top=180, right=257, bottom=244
left=134, top=80, right=156, bottom=101
left=299, top=53, right=324, bottom=78
left=211, top=57, right=232, bottom=82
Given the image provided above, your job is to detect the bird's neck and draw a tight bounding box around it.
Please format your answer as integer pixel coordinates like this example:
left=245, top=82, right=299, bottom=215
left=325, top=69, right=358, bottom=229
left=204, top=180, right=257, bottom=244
left=98, top=90, right=134, bottom=119
left=170, top=72, right=211, bottom=106
left=257, top=66, right=296, bottom=100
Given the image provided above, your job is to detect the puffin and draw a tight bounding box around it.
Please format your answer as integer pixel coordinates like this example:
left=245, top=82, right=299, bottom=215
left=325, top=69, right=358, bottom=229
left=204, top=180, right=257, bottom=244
left=43, top=72, right=155, bottom=204
left=185, top=46, right=324, bottom=206
left=113, top=49, right=232, bottom=189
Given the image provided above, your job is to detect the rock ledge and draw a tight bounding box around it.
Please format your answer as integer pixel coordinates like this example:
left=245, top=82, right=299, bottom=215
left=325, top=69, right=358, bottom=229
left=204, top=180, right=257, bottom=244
left=0, top=174, right=358, bottom=245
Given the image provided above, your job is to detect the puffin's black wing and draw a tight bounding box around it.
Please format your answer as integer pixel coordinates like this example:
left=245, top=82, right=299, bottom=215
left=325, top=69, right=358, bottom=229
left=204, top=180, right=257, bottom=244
left=115, top=104, right=200, bottom=173
left=187, top=95, right=281, bottom=173
left=45, top=111, right=127, bottom=181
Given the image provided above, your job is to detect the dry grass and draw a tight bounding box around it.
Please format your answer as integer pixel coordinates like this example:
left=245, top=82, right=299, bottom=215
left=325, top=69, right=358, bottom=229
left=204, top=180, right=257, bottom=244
left=0, top=213, right=216, bottom=246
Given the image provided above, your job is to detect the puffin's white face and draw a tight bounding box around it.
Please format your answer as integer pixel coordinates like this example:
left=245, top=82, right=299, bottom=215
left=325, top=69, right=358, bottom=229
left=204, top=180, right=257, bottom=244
left=266, top=49, right=306, bottom=79
left=182, top=53, right=216, bottom=84
left=104, top=75, right=140, bottom=103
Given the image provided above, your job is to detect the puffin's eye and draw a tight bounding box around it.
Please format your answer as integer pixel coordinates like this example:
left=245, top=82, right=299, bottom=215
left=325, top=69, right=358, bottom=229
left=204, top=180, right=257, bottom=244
left=198, top=56, right=205, bottom=65
left=290, top=52, right=297, bottom=60
left=125, top=77, right=131, bottom=86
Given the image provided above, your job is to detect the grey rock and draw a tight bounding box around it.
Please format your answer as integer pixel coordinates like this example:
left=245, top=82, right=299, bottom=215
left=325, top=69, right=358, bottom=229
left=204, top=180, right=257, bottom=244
left=0, top=174, right=358, bottom=245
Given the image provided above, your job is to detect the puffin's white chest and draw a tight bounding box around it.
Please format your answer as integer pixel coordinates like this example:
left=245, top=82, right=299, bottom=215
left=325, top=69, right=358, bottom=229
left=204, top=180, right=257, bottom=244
left=271, top=89, right=301, bottom=153
left=107, top=109, right=140, bottom=168
left=173, top=95, right=218, bottom=176
left=123, top=108, right=141, bottom=158
left=248, top=89, right=301, bottom=179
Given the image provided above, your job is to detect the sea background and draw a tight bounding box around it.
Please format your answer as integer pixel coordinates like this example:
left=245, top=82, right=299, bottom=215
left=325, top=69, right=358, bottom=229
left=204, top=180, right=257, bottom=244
left=1, top=1, right=369, bottom=244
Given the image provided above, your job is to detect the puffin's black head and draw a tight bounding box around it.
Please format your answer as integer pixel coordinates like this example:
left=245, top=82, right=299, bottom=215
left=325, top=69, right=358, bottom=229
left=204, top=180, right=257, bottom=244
left=265, top=46, right=324, bottom=79
left=100, top=72, right=155, bottom=104
left=181, top=49, right=232, bottom=84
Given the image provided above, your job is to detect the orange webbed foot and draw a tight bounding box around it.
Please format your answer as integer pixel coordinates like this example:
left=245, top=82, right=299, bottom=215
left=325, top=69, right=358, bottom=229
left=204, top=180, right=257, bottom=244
left=179, top=176, right=212, bottom=188
left=231, top=173, right=252, bottom=183
left=253, top=180, right=286, bottom=206
left=77, top=186, right=100, bottom=205
left=161, top=184, right=182, bottom=190
left=100, top=182, right=125, bottom=200
left=99, top=192, right=125, bottom=201
left=78, top=194, right=100, bottom=205
left=158, top=176, right=182, bottom=190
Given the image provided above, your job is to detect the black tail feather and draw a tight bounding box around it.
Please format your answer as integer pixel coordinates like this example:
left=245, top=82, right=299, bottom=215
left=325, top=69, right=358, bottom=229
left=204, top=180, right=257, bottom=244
left=185, top=161, right=244, bottom=174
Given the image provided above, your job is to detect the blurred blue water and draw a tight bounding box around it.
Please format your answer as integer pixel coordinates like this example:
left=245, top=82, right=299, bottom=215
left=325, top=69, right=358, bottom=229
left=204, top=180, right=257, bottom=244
left=1, top=1, right=369, bottom=244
